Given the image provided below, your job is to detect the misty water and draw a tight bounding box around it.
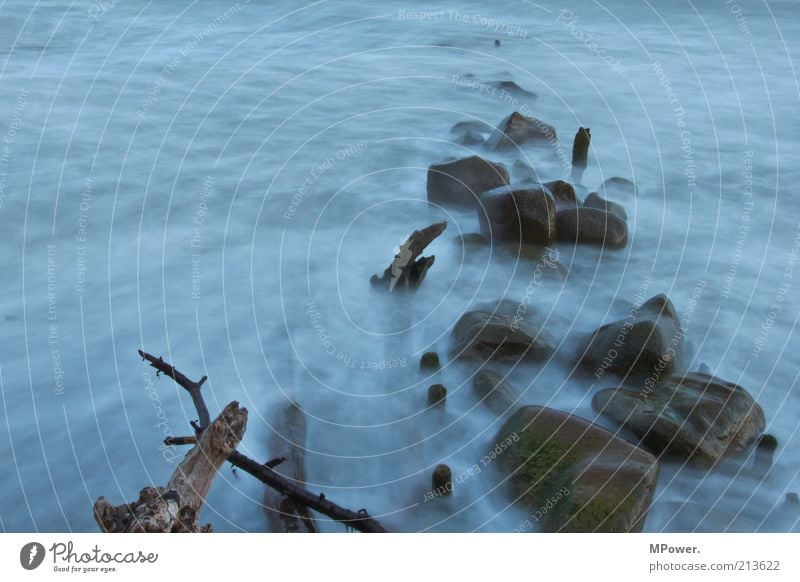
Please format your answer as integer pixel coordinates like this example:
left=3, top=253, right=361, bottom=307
left=1, top=0, right=799, bottom=532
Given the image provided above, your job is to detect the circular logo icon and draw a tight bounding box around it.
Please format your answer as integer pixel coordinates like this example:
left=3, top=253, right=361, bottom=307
left=20, top=542, right=46, bottom=570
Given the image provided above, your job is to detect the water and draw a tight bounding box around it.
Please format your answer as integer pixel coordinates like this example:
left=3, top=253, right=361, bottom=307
left=1, top=0, right=799, bottom=532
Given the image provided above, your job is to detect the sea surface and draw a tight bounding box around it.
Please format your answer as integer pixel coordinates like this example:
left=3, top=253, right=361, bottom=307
left=1, top=0, right=799, bottom=532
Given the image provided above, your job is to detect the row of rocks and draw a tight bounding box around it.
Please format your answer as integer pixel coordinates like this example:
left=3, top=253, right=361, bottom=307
left=418, top=110, right=768, bottom=532
left=428, top=151, right=631, bottom=249
left=443, top=294, right=767, bottom=530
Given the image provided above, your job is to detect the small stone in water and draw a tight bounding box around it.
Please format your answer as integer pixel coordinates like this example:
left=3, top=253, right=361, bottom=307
left=432, top=464, right=453, bottom=496
left=428, top=384, right=447, bottom=406
left=420, top=351, right=441, bottom=370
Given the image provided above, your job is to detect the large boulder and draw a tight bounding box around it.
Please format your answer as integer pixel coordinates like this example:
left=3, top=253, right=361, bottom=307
left=593, top=372, right=765, bottom=467
left=427, top=156, right=509, bottom=206
left=544, top=180, right=579, bottom=210
left=493, top=406, right=659, bottom=532
left=555, top=206, right=628, bottom=249
left=451, top=309, right=556, bottom=362
left=473, top=370, right=519, bottom=415
left=478, top=183, right=556, bottom=245
left=578, top=294, right=686, bottom=384
left=486, top=112, right=557, bottom=150
left=584, top=191, right=627, bottom=220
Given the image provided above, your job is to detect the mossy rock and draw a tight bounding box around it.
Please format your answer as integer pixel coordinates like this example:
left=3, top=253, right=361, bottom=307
left=492, top=405, right=659, bottom=532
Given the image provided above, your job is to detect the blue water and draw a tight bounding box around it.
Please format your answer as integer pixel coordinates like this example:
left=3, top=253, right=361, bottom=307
left=1, top=0, right=799, bottom=532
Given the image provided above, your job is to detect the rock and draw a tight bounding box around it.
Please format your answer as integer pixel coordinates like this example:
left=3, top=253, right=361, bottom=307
left=492, top=406, right=659, bottom=532
left=593, top=372, right=766, bottom=467
left=598, top=177, right=636, bottom=197
left=512, top=159, right=540, bottom=182
left=455, top=129, right=485, bottom=146
left=493, top=81, right=537, bottom=100
left=786, top=493, right=800, bottom=505
left=555, top=206, right=628, bottom=249
left=544, top=180, right=579, bottom=210
left=432, top=464, right=453, bottom=496
left=578, top=294, right=685, bottom=383
left=428, top=384, right=447, bottom=406
left=450, top=120, right=494, bottom=136
left=420, top=351, right=440, bottom=370
left=455, top=233, right=488, bottom=247
left=486, top=112, right=557, bottom=150
left=473, top=370, right=518, bottom=415
left=584, top=191, right=627, bottom=220
left=451, top=309, right=556, bottom=362
left=753, top=434, right=778, bottom=476
left=427, top=156, right=509, bottom=207
left=478, top=183, right=556, bottom=245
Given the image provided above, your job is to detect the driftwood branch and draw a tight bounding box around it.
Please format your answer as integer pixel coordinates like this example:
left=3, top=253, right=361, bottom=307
left=371, top=221, right=447, bottom=292
left=94, top=401, right=247, bottom=532
left=139, top=349, right=210, bottom=429
left=138, top=350, right=387, bottom=533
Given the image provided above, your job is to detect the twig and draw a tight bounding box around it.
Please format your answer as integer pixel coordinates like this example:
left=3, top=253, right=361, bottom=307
left=139, top=349, right=210, bottom=429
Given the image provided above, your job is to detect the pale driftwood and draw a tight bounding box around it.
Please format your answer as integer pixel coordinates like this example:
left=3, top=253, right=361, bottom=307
left=263, top=402, right=316, bottom=533
left=135, top=351, right=387, bottom=533
left=93, top=401, right=247, bottom=532
left=371, top=221, right=447, bottom=292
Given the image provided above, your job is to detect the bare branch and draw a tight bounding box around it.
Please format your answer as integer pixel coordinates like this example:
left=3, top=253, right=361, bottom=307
left=146, top=351, right=388, bottom=533
left=139, top=349, right=211, bottom=429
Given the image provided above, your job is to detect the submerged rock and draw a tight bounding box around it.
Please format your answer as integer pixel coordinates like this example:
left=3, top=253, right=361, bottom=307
left=753, top=434, right=778, bottom=476
left=593, top=372, right=766, bottom=467
left=451, top=309, right=556, bottom=363
left=455, top=129, right=485, bottom=146
left=584, top=191, right=627, bottom=220
left=427, top=156, right=509, bottom=206
left=455, top=233, right=488, bottom=247
left=578, top=294, right=685, bottom=383
left=555, top=206, right=628, bottom=248
left=486, top=112, right=557, bottom=150
left=450, top=120, right=494, bottom=136
left=492, top=405, right=659, bottom=532
left=493, top=81, right=538, bottom=100
left=598, top=177, right=636, bottom=197
left=477, top=183, right=556, bottom=245
left=473, top=370, right=519, bottom=415
left=544, top=179, right=579, bottom=210
left=512, top=159, right=540, bottom=182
